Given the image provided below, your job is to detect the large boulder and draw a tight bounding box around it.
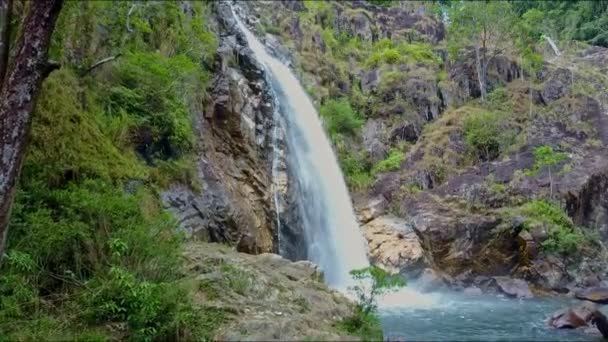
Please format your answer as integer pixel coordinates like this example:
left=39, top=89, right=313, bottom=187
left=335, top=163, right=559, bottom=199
left=405, top=194, right=520, bottom=278
left=492, top=276, right=534, bottom=299
left=541, top=68, right=572, bottom=104
left=362, top=215, right=427, bottom=274
left=548, top=301, right=597, bottom=329
left=576, top=287, right=608, bottom=304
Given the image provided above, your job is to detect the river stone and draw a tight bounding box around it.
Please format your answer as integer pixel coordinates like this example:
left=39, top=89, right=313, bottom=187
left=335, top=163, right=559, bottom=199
left=576, top=287, right=608, bottom=304
left=548, top=301, right=597, bottom=329
left=493, top=276, right=534, bottom=299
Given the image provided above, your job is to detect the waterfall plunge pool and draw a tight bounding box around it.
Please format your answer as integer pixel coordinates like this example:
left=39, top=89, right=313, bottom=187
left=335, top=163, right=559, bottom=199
left=378, top=291, right=601, bottom=341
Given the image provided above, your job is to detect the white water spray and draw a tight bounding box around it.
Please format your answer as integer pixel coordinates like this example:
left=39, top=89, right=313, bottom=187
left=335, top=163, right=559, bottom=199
left=542, top=34, right=561, bottom=57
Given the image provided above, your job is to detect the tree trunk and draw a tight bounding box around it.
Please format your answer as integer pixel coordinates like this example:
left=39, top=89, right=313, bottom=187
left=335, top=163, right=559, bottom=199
left=0, top=0, right=12, bottom=86
left=474, top=44, right=486, bottom=101
left=0, top=0, right=64, bottom=261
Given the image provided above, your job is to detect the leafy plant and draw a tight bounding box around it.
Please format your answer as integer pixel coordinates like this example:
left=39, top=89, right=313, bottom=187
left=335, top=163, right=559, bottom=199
left=518, top=200, right=583, bottom=254
left=339, top=266, right=406, bottom=341
left=527, top=145, right=567, bottom=196
left=463, top=111, right=516, bottom=161
left=372, top=148, right=405, bottom=174
left=320, top=98, right=364, bottom=140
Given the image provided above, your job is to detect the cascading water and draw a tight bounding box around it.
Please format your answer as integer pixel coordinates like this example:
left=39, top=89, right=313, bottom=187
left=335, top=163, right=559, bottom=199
left=230, top=4, right=438, bottom=309
left=231, top=5, right=368, bottom=289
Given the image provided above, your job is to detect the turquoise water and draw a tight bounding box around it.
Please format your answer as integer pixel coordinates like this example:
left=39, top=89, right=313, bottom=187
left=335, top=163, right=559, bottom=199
left=380, top=292, right=603, bottom=341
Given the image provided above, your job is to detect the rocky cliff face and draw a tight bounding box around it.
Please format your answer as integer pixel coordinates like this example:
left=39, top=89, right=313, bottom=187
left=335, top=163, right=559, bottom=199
left=238, top=0, right=608, bottom=297
left=161, top=2, right=290, bottom=255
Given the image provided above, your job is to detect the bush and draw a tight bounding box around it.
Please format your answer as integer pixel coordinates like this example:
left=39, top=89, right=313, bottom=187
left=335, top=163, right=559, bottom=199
left=520, top=200, right=583, bottom=254
left=340, top=151, right=374, bottom=190
left=372, top=148, right=406, bottom=174
left=338, top=266, right=406, bottom=341
left=463, top=111, right=516, bottom=161
left=320, top=98, right=364, bottom=140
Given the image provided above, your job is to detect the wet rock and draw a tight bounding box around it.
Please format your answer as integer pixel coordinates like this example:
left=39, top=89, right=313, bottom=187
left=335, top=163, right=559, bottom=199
left=548, top=301, right=597, bottom=329
left=281, top=0, right=305, bottom=12
left=576, top=287, right=608, bottom=304
left=362, top=216, right=427, bottom=274
left=493, top=276, right=533, bottom=299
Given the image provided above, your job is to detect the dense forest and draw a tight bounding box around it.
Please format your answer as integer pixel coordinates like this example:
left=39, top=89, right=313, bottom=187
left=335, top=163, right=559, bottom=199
left=1, top=0, right=608, bottom=341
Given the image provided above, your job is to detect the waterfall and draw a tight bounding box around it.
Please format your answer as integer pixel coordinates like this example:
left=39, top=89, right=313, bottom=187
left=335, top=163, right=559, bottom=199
left=542, top=35, right=561, bottom=57
left=231, top=6, right=369, bottom=289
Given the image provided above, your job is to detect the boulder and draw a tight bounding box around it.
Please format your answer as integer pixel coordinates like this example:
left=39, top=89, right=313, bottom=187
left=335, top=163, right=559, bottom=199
left=541, top=68, right=572, bottom=104
left=548, top=301, right=597, bottom=329
left=362, top=216, right=427, bottom=274
left=576, top=287, right=608, bottom=304
left=493, top=276, right=534, bottom=299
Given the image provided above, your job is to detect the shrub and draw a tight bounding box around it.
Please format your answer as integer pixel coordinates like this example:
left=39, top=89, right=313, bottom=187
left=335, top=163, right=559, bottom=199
left=340, top=151, right=373, bottom=190
left=339, top=266, right=406, bottom=341
left=463, top=111, right=516, bottom=161
left=320, top=98, right=364, bottom=139
left=372, top=148, right=406, bottom=174
left=520, top=200, right=583, bottom=254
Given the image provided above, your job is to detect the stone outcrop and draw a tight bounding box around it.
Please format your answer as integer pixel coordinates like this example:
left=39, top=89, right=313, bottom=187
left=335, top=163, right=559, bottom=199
left=161, top=2, right=295, bottom=255
left=184, top=242, right=356, bottom=340
left=361, top=215, right=427, bottom=274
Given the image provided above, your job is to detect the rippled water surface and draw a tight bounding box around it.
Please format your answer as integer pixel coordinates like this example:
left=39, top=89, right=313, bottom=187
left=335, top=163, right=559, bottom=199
left=380, top=292, right=603, bottom=341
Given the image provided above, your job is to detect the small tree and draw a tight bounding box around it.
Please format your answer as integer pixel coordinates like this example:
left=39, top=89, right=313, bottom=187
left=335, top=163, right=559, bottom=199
left=530, top=145, right=567, bottom=196
left=447, top=1, right=516, bottom=101
left=339, top=266, right=406, bottom=340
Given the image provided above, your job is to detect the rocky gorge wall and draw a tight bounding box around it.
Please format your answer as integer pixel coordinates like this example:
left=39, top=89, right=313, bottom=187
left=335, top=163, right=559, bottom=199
left=228, top=0, right=608, bottom=298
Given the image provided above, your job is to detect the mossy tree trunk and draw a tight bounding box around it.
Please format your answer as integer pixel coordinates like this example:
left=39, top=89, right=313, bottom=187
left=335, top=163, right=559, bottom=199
left=0, top=0, right=63, bottom=263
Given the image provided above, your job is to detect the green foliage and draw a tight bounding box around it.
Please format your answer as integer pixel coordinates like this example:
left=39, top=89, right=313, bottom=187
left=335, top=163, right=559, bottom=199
left=514, top=1, right=608, bottom=48
left=1, top=1, right=218, bottom=339
left=339, top=266, right=405, bottom=341
left=320, top=98, right=364, bottom=140
left=519, top=200, right=583, bottom=254
left=529, top=145, right=568, bottom=175
left=337, top=306, right=383, bottom=341
left=372, top=148, right=406, bottom=174
left=366, top=41, right=440, bottom=68
left=104, top=52, right=201, bottom=159
left=463, top=111, right=516, bottom=161
left=340, top=151, right=374, bottom=190
left=367, top=0, right=395, bottom=7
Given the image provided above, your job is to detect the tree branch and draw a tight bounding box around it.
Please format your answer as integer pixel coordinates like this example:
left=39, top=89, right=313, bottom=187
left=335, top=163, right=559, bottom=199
left=84, top=53, right=121, bottom=75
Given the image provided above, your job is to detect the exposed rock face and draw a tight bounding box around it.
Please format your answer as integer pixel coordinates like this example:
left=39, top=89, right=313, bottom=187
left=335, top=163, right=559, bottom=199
left=405, top=194, right=519, bottom=278
left=161, top=2, right=296, bottom=255
left=361, top=215, right=427, bottom=274
left=184, top=242, right=355, bottom=341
